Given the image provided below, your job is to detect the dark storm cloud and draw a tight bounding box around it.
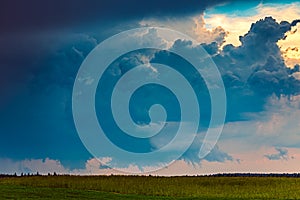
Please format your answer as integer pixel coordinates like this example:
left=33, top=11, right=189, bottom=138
left=2, top=16, right=299, bottom=166
left=206, top=17, right=300, bottom=121
left=0, top=32, right=99, bottom=109
left=0, top=0, right=238, bottom=166
left=210, top=17, right=300, bottom=79
left=0, top=0, right=231, bottom=32
left=1, top=0, right=300, bottom=167
left=0, top=34, right=97, bottom=168
left=0, top=0, right=234, bottom=107
left=244, top=18, right=300, bottom=96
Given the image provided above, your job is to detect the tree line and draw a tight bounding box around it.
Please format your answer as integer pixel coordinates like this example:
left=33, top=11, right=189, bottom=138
left=1, top=173, right=300, bottom=178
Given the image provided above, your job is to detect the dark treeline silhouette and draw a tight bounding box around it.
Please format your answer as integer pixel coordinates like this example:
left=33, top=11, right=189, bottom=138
left=203, top=173, right=300, bottom=178
left=1, top=173, right=300, bottom=178
left=0, top=173, right=17, bottom=178
left=0, top=172, right=49, bottom=178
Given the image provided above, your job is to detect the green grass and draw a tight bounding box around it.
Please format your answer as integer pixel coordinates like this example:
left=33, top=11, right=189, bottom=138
left=1, top=175, right=300, bottom=199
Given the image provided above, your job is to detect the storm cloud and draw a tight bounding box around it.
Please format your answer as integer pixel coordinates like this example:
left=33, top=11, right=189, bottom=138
left=207, top=17, right=300, bottom=121
left=1, top=0, right=300, bottom=170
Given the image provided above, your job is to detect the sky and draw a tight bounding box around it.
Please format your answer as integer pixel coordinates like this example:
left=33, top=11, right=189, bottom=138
left=0, top=0, right=300, bottom=175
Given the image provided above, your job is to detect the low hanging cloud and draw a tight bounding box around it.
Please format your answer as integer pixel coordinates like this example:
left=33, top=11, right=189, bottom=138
left=264, top=147, right=289, bottom=161
left=0, top=158, right=68, bottom=175
left=0, top=157, right=118, bottom=175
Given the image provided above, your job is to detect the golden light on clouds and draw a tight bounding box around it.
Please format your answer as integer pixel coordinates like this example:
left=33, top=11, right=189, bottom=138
left=203, top=14, right=252, bottom=46
left=139, top=15, right=228, bottom=45
left=278, top=23, right=300, bottom=68
left=193, top=15, right=228, bottom=45
left=203, top=3, right=300, bottom=68
left=204, top=3, right=300, bottom=46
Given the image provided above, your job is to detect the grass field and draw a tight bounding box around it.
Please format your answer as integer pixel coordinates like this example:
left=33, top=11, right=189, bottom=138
left=1, top=175, right=300, bottom=199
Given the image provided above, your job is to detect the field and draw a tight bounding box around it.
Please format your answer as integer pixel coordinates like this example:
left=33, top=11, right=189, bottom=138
left=1, top=175, right=300, bottom=199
